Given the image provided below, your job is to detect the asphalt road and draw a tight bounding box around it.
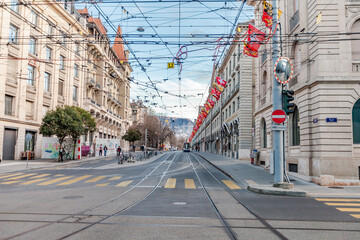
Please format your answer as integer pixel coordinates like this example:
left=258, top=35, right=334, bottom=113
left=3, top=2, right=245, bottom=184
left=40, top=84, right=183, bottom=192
left=0, top=152, right=359, bottom=240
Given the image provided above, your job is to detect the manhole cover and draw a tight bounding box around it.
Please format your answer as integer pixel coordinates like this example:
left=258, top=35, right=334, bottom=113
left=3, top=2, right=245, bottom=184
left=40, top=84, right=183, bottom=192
left=173, top=202, right=187, bottom=205
left=328, top=186, right=344, bottom=189
left=63, top=196, right=84, bottom=200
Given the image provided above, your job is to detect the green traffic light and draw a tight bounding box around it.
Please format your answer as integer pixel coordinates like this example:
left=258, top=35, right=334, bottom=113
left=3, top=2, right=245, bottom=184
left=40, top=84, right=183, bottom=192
left=282, top=90, right=295, bottom=115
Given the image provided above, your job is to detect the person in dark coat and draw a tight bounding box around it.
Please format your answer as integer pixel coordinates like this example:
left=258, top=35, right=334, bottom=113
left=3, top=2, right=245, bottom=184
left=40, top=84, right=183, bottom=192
left=104, top=145, right=108, bottom=156
left=59, top=147, right=64, bottom=162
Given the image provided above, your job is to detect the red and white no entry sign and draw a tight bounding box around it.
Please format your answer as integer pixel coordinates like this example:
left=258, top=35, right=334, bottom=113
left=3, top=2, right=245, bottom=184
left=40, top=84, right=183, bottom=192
left=272, top=109, right=286, bottom=124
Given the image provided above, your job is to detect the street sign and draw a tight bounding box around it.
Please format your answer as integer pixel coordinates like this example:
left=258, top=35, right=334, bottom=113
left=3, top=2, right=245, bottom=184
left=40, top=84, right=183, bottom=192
left=271, top=109, right=286, bottom=124
left=25, top=133, right=32, bottom=142
left=326, top=118, right=337, bottom=123
left=271, top=124, right=287, bottom=131
left=167, top=62, right=174, bottom=69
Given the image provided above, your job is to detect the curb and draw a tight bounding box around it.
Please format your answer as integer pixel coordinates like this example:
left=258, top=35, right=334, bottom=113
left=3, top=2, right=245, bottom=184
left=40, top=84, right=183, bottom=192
left=247, top=185, right=308, bottom=197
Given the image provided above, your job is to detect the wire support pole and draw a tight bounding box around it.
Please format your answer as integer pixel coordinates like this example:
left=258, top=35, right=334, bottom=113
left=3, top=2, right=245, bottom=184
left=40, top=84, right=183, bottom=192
left=272, top=0, right=284, bottom=184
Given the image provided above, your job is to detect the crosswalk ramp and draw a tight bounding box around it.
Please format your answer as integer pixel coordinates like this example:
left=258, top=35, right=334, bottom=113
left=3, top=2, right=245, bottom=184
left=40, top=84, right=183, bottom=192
left=315, top=198, right=360, bottom=219
left=0, top=172, right=242, bottom=190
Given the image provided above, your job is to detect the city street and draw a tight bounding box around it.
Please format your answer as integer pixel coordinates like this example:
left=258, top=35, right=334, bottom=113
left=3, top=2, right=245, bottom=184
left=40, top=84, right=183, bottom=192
left=0, top=152, right=359, bottom=240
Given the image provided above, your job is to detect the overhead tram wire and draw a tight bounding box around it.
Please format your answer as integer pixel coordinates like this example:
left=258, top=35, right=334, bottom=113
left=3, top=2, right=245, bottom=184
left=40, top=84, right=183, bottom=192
left=93, top=3, right=165, bottom=109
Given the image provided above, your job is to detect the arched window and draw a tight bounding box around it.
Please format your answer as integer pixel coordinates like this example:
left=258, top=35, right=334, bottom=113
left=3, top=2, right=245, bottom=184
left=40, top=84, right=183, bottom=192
left=260, top=118, right=267, bottom=148
left=261, top=71, right=267, bottom=98
left=290, top=107, right=300, bottom=146
left=352, top=20, right=360, bottom=61
left=352, top=99, right=360, bottom=144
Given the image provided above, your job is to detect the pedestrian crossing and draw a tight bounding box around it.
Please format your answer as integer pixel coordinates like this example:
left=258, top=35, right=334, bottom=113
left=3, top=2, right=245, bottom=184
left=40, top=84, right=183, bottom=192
left=0, top=172, right=242, bottom=190
left=315, top=198, right=360, bottom=219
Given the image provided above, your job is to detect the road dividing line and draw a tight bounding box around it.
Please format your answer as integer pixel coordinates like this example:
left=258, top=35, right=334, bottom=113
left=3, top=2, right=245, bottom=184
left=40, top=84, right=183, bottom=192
left=350, top=214, right=360, bottom=218
left=164, top=178, right=176, bottom=189
left=185, top=179, right=196, bottom=189
left=222, top=180, right=241, bottom=190
left=336, top=208, right=360, bottom=212
left=38, top=176, right=73, bottom=185
left=109, top=176, right=122, bottom=181
left=1, top=181, right=21, bottom=185
left=325, top=203, right=360, bottom=207
left=245, top=180, right=258, bottom=186
left=116, top=181, right=133, bottom=187
left=30, top=174, right=51, bottom=179
left=85, top=176, right=106, bottom=183
left=315, top=198, right=360, bottom=202
left=57, top=175, right=92, bottom=185
left=0, top=173, right=23, bottom=179
left=7, top=173, right=37, bottom=180
left=21, top=178, right=49, bottom=185
left=96, top=183, right=109, bottom=187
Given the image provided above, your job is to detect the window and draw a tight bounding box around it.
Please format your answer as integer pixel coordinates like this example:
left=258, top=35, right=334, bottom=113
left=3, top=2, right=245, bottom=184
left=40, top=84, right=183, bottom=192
left=26, top=101, right=34, bottom=119
left=5, top=95, right=14, bottom=116
left=47, top=22, right=54, bottom=35
left=10, top=0, right=18, bottom=13
left=9, top=24, right=18, bottom=44
left=75, top=42, right=80, bottom=55
left=61, top=33, right=66, bottom=46
left=58, top=79, right=64, bottom=96
left=293, top=43, right=301, bottom=74
left=229, top=106, right=231, bottom=116
left=44, top=72, right=50, bottom=92
left=261, top=71, right=267, bottom=98
left=261, top=118, right=267, bottom=148
left=237, top=97, right=240, bottom=110
left=30, top=10, right=38, bottom=26
left=27, top=65, right=35, bottom=85
left=60, top=55, right=65, bottom=70
left=291, top=107, right=300, bottom=146
left=353, top=99, right=360, bottom=144
left=73, top=85, right=78, bottom=102
left=45, top=47, right=52, bottom=61
left=74, top=64, right=79, bottom=78
left=29, top=37, right=36, bottom=55
left=232, top=101, right=235, bottom=114
left=351, top=20, right=360, bottom=61
left=42, top=105, right=49, bottom=117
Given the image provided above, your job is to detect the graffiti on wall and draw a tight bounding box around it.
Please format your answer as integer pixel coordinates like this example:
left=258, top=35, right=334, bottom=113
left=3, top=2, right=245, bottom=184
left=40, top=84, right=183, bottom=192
left=42, top=137, right=79, bottom=159
left=95, top=139, right=120, bottom=156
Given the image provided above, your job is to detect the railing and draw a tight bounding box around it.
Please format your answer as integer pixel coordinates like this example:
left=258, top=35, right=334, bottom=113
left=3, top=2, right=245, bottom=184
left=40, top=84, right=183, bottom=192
left=290, top=11, right=299, bottom=32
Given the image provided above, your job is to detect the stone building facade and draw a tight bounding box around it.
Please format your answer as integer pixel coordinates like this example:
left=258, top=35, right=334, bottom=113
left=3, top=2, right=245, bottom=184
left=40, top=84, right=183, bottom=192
left=247, top=0, right=360, bottom=180
left=0, top=1, right=132, bottom=160
left=192, top=24, right=253, bottom=160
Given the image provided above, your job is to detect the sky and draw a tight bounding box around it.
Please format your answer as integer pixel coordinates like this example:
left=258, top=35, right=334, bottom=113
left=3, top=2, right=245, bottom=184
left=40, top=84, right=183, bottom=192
left=76, top=0, right=254, bottom=121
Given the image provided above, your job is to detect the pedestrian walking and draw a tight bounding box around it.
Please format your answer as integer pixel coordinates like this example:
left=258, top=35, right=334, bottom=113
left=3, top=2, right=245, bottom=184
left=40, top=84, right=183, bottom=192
left=104, top=145, right=108, bottom=156
left=99, top=145, right=103, bottom=156
left=132, top=145, right=136, bottom=152
left=59, top=147, right=64, bottom=162
left=117, top=146, right=122, bottom=156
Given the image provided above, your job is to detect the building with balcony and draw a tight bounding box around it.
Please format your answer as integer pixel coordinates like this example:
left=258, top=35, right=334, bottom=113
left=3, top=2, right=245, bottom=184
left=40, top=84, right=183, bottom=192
left=192, top=23, right=254, bottom=160
left=0, top=1, right=132, bottom=160
left=130, top=100, right=148, bottom=124
left=247, top=0, right=360, bottom=181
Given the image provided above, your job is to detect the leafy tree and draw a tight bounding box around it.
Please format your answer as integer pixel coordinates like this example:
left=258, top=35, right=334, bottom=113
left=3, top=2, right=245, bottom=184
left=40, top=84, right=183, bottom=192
left=122, top=128, right=142, bottom=147
left=69, top=107, right=97, bottom=160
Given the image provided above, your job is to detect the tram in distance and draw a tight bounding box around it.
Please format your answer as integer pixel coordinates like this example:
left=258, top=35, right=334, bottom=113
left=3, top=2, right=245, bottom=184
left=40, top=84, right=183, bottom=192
left=183, top=142, right=191, bottom=152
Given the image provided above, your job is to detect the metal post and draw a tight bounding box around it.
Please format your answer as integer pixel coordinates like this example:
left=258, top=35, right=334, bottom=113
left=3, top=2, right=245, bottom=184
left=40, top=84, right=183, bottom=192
left=144, top=129, right=148, bottom=159
left=26, top=141, right=29, bottom=168
left=272, top=0, right=284, bottom=184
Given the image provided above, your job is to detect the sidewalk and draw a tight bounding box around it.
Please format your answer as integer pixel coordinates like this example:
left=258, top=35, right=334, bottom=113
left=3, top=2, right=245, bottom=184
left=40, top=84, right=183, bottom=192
left=195, top=152, right=360, bottom=198
left=0, top=151, right=164, bottom=174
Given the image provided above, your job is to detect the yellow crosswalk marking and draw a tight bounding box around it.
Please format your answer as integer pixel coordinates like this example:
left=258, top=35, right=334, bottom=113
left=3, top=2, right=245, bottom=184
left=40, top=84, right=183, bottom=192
left=222, top=180, right=241, bottom=190
left=1, top=181, right=20, bottom=185
left=164, top=178, right=176, bottom=189
left=54, top=174, right=65, bottom=177
left=7, top=173, right=37, bottom=180
left=185, top=179, right=196, bottom=189
left=85, top=176, right=106, bottom=183
left=116, top=181, right=133, bottom=187
left=336, top=208, right=360, bottom=212
left=57, top=175, right=92, bottom=185
left=30, top=174, right=51, bottom=179
left=325, top=203, right=360, bottom=207
left=0, top=173, right=23, bottom=179
left=38, top=176, right=73, bottom=185
left=350, top=214, right=360, bottom=218
left=96, top=183, right=109, bottom=187
left=109, top=176, right=122, bottom=181
left=245, top=180, right=258, bottom=186
left=21, top=178, right=49, bottom=185
left=316, top=198, right=360, bottom=202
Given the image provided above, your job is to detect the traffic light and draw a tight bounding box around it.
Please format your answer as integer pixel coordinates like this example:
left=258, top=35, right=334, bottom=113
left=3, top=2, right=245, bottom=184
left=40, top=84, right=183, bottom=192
left=282, top=90, right=295, bottom=115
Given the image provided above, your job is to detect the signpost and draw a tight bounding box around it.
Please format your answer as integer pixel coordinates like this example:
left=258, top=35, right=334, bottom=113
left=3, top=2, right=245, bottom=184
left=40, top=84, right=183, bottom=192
left=271, top=109, right=286, bottom=124
left=25, top=133, right=32, bottom=168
